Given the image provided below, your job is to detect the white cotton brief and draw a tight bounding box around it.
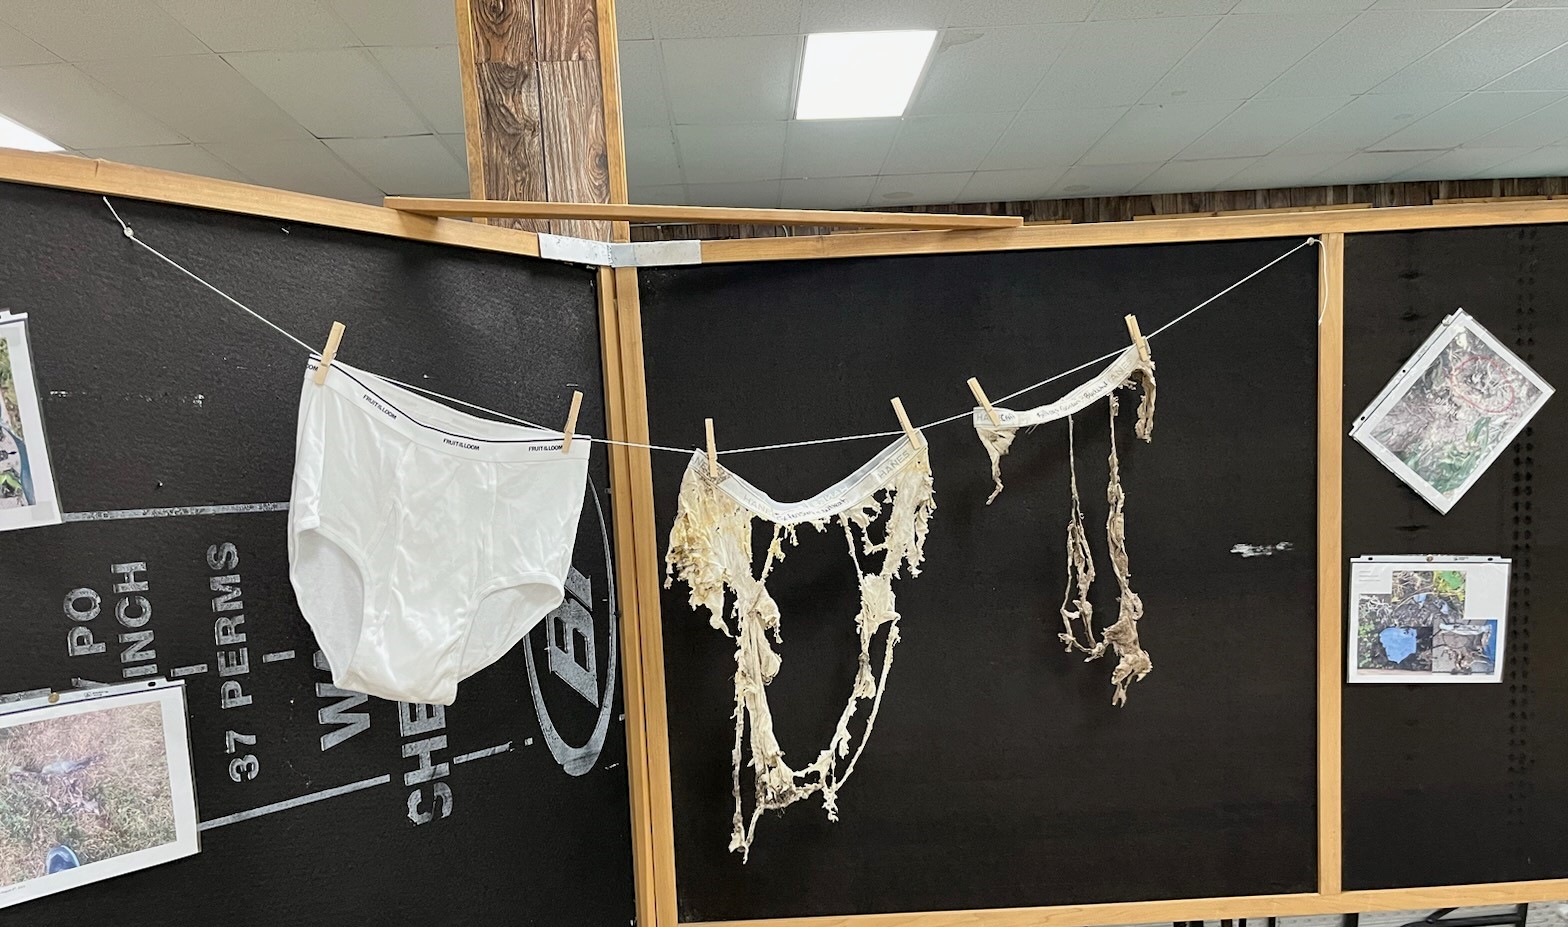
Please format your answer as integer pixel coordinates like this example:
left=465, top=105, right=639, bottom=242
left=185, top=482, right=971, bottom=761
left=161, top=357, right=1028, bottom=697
left=288, top=360, right=590, bottom=706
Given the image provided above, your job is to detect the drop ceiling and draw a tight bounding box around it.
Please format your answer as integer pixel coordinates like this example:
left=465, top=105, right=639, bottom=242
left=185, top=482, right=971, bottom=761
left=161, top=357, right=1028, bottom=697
left=1, top=0, right=1566, bottom=210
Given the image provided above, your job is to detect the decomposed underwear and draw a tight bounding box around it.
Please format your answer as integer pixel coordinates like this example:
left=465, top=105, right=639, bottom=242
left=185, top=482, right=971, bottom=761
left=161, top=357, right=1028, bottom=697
left=665, top=436, right=936, bottom=859
left=289, top=360, right=590, bottom=706
left=973, top=344, right=1157, bottom=705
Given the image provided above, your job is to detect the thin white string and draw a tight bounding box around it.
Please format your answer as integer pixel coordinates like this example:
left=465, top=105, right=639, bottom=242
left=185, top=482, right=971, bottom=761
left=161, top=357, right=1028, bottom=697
left=723, top=236, right=1321, bottom=454
left=102, top=197, right=1314, bottom=459
left=103, top=197, right=693, bottom=454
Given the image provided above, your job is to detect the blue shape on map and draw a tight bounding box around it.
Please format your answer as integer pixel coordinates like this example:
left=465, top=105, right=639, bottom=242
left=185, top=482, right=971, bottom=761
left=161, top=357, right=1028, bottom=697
left=1381, top=627, right=1419, bottom=664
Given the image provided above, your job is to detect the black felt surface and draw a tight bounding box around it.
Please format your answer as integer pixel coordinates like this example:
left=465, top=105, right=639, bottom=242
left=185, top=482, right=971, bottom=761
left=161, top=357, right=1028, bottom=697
left=0, top=181, right=635, bottom=926
left=639, top=239, right=1321, bottom=921
left=1342, top=226, right=1568, bottom=889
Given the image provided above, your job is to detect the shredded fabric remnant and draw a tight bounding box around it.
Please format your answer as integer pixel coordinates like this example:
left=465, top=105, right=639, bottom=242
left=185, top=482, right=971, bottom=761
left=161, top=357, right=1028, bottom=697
left=664, top=436, right=935, bottom=859
left=973, top=344, right=1157, bottom=705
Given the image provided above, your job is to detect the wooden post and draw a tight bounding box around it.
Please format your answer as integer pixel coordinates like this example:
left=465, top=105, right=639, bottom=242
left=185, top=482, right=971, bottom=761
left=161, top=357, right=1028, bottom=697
left=1317, top=232, right=1345, bottom=896
left=455, top=1, right=653, bottom=925
left=456, top=0, right=618, bottom=240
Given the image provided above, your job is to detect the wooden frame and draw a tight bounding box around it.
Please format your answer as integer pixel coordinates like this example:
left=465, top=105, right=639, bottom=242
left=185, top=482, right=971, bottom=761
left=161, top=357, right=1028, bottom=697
left=6, top=145, right=1568, bottom=927
left=616, top=201, right=1568, bottom=927
left=383, top=197, right=1025, bottom=230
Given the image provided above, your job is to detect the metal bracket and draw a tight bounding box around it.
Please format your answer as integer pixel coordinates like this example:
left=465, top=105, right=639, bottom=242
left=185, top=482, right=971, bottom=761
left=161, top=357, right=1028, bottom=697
left=538, top=233, right=702, bottom=268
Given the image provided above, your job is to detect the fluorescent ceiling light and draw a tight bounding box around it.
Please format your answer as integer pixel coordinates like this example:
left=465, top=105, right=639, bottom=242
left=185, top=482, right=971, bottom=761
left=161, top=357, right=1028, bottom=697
left=796, top=30, right=937, bottom=120
left=0, top=113, right=61, bottom=152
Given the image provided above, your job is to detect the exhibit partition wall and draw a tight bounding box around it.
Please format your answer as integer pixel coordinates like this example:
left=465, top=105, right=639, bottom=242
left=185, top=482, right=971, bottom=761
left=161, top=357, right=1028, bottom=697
left=0, top=150, right=642, bottom=926
left=3, top=150, right=1568, bottom=927
left=620, top=207, right=1568, bottom=927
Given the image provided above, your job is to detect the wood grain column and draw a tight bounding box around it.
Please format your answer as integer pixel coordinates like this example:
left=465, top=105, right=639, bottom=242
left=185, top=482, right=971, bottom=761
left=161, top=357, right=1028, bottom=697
left=456, top=2, right=653, bottom=925
left=456, top=0, right=629, bottom=240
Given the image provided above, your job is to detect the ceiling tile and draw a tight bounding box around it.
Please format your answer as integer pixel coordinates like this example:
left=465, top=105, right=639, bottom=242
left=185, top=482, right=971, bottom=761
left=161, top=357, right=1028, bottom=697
left=683, top=179, right=782, bottom=207
left=1484, top=145, right=1568, bottom=178
left=1276, top=91, right=1461, bottom=153
left=1366, top=0, right=1506, bottom=8
left=154, top=0, right=359, bottom=52
left=0, top=0, right=207, bottom=61
left=801, top=0, right=948, bottom=32
left=1257, top=11, right=1490, bottom=98
left=1089, top=0, right=1239, bottom=18
left=1047, top=161, right=1162, bottom=196
left=328, top=0, right=457, bottom=46
left=1465, top=95, right=1568, bottom=148
left=780, top=175, right=877, bottom=208
left=882, top=112, right=1012, bottom=174
left=437, top=133, right=468, bottom=169
left=675, top=122, right=786, bottom=182
left=224, top=49, right=429, bottom=137
left=1373, top=11, right=1568, bottom=93
left=615, top=0, right=655, bottom=40
left=618, top=41, right=670, bottom=128
left=651, top=0, right=801, bottom=38
left=0, top=63, right=182, bottom=148
left=1391, top=146, right=1541, bottom=181
left=1145, top=13, right=1355, bottom=103
left=1485, top=43, right=1568, bottom=92
left=626, top=125, right=683, bottom=186
left=982, top=106, right=1127, bottom=169
left=80, top=144, right=250, bottom=181
left=0, top=22, right=55, bottom=66
left=630, top=183, right=687, bottom=204
left=1180, top=97, right=1351, bottom=159
left=909, top=23, right=1077, bottom=116
left=948, top=0, right=1095, bottom=27
left=1027, top=16, right=1219, bottom=109
left=662, top=35, right=798, bottom=124
left=76, top=55, right=312, bottom=144
left=204, top=137, right=383, bottom=202
left=1370, top=91, right=1562, bottom=150
left=324, top=134, right=465, bottom=194
left=369, top=46, right=464, bottom=135
left=870, top=171, right=973, bottom=206
left=784, top=119, right=899, bottom=178
left=1133, top=156, right=1258, bottom=193
left=956, top=167, right=1069, bottom=203
left=1308, top=148, right=1444, bottom=184
left=1223, top=151, right=1353, bottom=188
left=1231, top=0, right=1368, bottom=9
left=1080, top=101, right=1240, bottom=165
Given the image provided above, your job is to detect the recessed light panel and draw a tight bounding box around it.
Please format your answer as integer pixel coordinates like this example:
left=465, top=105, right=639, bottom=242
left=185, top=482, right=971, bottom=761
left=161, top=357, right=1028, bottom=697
left=0, top=113, right=61, bottom=152
left=795, top=30, right=937, bottom=120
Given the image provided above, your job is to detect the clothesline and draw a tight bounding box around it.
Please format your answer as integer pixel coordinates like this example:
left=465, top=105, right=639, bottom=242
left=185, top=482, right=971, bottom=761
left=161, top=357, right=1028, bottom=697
left=101, top=196, right=1317, bottom=458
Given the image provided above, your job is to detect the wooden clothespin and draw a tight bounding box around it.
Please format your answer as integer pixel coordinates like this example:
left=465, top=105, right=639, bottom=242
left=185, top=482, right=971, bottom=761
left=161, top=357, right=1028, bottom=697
left=890, top=397, right=924, bottom=449
left=705, top=418, right=718, bottom=475
left=313, top=321, right=345, bottom=385
left=1124, top=314, right=1151, bottom=365
left=561, top=390, right=584, bottom=454
left=967, top=376, right=1001, bottom=426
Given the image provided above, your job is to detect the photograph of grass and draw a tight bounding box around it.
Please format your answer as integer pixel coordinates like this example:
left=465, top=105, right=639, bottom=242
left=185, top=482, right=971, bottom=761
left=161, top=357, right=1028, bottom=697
left=0, top=312, right=60, bottom=530
left=0, top=682, right=198, bottom=909
left=0, top=701, right=176, bottom=887
left=1348, top=556, right=1510, bottom=684
left=1353, top=310, right=1553, bottom=514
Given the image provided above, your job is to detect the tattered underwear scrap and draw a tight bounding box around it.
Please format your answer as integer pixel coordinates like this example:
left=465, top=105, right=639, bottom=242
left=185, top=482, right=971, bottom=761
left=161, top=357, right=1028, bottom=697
left=973, top=345, right=1157, bottom=705
left=665, top=436, right=936, bottom=859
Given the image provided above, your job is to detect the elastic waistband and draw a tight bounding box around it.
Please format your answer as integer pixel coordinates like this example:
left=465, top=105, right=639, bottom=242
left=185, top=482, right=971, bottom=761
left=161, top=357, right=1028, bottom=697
left=973, top=345, right=1146, bottom=431
left=306, top=360, right=590, bottom=463
left=698, top=436, right=923, bottom=526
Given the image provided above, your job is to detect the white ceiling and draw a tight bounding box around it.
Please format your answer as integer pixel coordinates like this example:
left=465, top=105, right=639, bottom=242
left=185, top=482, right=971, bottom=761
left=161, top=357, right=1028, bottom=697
left=0, top=0, right=467, bottom=203
left=621, top=0, right=1568, bottom=208
left=0, top=0, right=1566, bottom=209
